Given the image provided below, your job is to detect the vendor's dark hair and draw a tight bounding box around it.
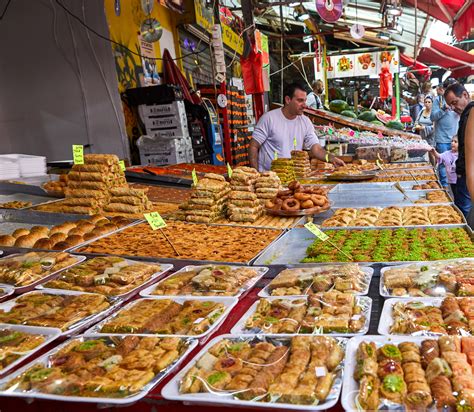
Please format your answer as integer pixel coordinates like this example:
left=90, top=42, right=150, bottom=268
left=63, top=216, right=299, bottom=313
left=445, top=82, right=467, bottom=98
left=284, top=82, right=307, bottom=99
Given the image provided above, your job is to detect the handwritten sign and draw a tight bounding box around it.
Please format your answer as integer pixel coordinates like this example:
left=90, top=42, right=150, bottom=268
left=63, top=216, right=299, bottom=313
left=192, top=169, right=198, bottom=186
left=144, top=212, right=167, bottom=230
left=72, top=145, right=84, bottom=165
left=227, top=163, right=233, bottom=178
left=119, top=160, right=126, bottom=171
left=304, top=222, right=329, bottom=241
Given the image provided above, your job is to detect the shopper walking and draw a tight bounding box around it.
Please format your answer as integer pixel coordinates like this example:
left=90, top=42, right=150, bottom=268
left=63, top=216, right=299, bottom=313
left=414, top=95, right=434, bottom=146
left=444, top=82, right=474, bottom=223
left=431, top=79, right=459, bottom=188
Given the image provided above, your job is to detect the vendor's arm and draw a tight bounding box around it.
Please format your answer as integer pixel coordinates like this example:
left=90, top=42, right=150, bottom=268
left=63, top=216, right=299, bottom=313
left=464, top=112, right=474, bottom=198
left=309, top=144, right=345, bottom=167
left=249, top=139, right=261, bottom=170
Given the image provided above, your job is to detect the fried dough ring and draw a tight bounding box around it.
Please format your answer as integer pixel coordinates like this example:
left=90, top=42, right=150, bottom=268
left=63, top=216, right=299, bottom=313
left=310, top=194, right=326, bottom=207
left=282, top=198, right=300, bottom=211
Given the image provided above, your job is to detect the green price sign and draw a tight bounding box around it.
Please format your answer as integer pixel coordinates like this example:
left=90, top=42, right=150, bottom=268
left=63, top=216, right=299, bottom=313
left=119, top=160, right=126, bottom=171
left=304, top=222, right=329, bottom=241
left=72, top=145, right=84, bottom=165
left=328, top=128, right=334, bottom=136
left=293, top=137, right=297, bottom=148
left=227, top=163, right=233, bottom=178
left=192, top=169, right=198, bottom=186
left=274, top=151, right=278, bottom=160
left=144, top=212, right=167, bottom=230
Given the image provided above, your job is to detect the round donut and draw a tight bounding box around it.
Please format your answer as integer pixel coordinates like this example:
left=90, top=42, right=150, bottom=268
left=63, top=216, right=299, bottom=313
left=311, top=194, right=326, bottom=207
left=282, top=198, right=301, bottom=211
left=301, top=199, right=314, bottom=209
left=288, top=181, right=301, bottom=191
left=294, top=192, right=311, bottom=201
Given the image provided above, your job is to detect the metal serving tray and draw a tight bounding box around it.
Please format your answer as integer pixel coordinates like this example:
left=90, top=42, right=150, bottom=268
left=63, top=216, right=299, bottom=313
left=36, top=258, right=173, bottom=302
left=0, top=252, right=86, bottom=294
left=85, top=296, right=238, bottom=339
left=258, top=265, right=374, bottom=297
left=0, top=194, right=60, bottom=210
left=0, top=289, right=120, bottom=338
left=0, top=284, right=14, bottom=302
left=253, top=226, right=474, bottom=266
left=0, top=334, right=198, bottom=404
left=0, top=324, right=61, bottom=378
left=329, top=181, right=441, bottom=193
left=231, top=295, right=372, bottom=337
left=162, top=334, right=347, bottom=411
left=140, top=265, right=269, bottom=299
left=328, top=190, right=448, bottom=207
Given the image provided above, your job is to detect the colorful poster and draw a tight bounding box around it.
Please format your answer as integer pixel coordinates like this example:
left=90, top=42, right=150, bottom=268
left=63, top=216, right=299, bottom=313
left=326, top=56, right=336, bottom=79
left=138, top=35, right=159, bottom=86
left=376, top=50, right=400, bottom=74
left=354, top=52, right=377, bottom=76
left=334, top=54, right=355, bottom=78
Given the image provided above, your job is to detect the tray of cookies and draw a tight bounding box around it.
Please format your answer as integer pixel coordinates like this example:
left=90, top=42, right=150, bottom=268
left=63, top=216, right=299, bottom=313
left=231, top=293, right=371, bottom=337
left=85, top=296, right=237, bottom=339
left=328, top=180, right=442, bottom=193
left=162, top=334, right=347, bottom=410
left=0, top=334, right=198, bottom=404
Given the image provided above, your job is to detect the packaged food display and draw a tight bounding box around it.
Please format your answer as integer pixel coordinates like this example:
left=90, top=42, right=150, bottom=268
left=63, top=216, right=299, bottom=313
left=303, top=228, right=474, bottom=263
left=260, top=264, right=372, bottom=296
left=321, top=205, right=463, bottom=227
left=233, top=293, right=371, bottom=336
left=342, top=335, right=474, bottom=411
left=0, top=335, right=197, bottom=403
left=0, top=325, right=61, bottom=377
left=380, top=259, right=474, bottom=297
left=163, top=335, right=346, bottom=409
left=379, top=297, right=474, bottom=336
left=0, top=214, right=132, bottom=250
left=140, top=265, right=268, bottom=297
left=76, top=222, right=282, bottom=263
left=0, top=252, right=84, bottom=290
left=0, top=290, right=112, bottom=334
left=87, top=297, right=236, bottom=338
left=42, top=256, right=169, bottom=297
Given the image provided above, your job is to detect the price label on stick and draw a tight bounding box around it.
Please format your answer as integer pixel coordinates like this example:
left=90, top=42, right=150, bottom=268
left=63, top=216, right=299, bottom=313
left=227, top=163, right=233, bottom=178
left=274, top=151, right=278, bottom=160
left=72, top=145, right=84, bottom=165
left=192, top=169, right=198, bottom=186
left=144, top=212, right=167, bottom=230
left=293, top=136, right=297, bottom=149
left=119, top=160, right=126, bottom=171
left=304, top=222, right=329, bottom=241
left=376, top=160, right=384, bottom=170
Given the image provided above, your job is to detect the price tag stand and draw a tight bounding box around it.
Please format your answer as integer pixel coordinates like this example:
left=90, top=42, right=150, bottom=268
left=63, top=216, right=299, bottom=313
left=144, top=212, right=180, bottom=256
left=304, top=222, right=352, bottom=261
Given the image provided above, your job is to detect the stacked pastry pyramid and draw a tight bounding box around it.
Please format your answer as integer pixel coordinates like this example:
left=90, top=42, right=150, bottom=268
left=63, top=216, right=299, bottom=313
left=180, top=173, right=230, bottom=223
left=270, top=158, right=296, bottom=185
left=291, top=150, right=311, bottom=177
left=104, top=187, right=153, bottom=215
left=255, top=171, right=281, bottom=204
left=227, top=167, right=263, bottom=223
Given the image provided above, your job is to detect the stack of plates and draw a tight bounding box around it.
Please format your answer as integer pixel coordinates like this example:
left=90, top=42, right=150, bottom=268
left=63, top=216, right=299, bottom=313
left=0, top=154, right=46, bottom=178
left=0, top=158, right=20, bottom=180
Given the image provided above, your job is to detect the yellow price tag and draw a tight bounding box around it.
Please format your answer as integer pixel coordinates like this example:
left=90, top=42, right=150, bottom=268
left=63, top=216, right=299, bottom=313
left=376, top=160, right=384, bottom=170
left=192, top=169, right=198, bottom=186
left=144, top=212, right=167, bottom=230
left=274, top=151, right=278, bottom=160
left=119, top=160, right=126, bottom=171
left=72, top=145, right=84, bottom=165
left=227, top=163, right=233, bottom=178
left=293, top=137, right=297, bottom=149
left=304, top=222, right=329, bottom=241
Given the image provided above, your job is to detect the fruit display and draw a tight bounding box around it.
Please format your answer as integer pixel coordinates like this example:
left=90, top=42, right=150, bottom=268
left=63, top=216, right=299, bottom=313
left=303, top=228, right=474, bottom=263
left=329, top=100, right=349, bottom=113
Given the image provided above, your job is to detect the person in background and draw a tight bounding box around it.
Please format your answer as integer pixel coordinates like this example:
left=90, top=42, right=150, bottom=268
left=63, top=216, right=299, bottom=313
left=444, top=82, right=474, bottom=224
left=431, top=79, right=459, bottom=188
left=306, top=79, right=325, bottom=110
left=410, top=94, right=424, bottom=123
left=414, top=95, right=434, bottom=146
left=249, top=82, right=345, bottom=172
left=430, top=136, right=463, bottom=211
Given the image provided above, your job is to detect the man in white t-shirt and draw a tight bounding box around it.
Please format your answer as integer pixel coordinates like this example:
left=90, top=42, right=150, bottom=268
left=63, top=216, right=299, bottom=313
left=249, top=82, right=344, bottom=171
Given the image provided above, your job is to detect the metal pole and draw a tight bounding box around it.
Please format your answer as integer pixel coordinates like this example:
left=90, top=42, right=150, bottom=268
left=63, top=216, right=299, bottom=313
left=280, top=4, right=284, bottom=104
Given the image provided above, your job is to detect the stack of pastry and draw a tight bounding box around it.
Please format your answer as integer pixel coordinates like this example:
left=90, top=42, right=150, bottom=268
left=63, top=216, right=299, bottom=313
left=254, top=171, right=281, bottom=204
left=376, top=206, right=403, bottom=226
left=103, top=187, right=153, bottom=216
left=271, top=158, right=296, bottom=185
left=62, top=154, right=127, bottom=214
left=227, top=167, right=262, bottom=222
left=181, top=173, right=230, bottom=223
left=291, top=150, right=311, bottom=178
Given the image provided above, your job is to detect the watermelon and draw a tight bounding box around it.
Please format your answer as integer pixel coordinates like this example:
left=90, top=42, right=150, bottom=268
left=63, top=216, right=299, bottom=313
left=358, top=111, right=377, bottom=122
left=341, top=110, right=357, bottom=119
left=329, top=100, right=349, bottom=114
left=386, top=120, right=404, bottom=131
left=371, top=120, right=384, bottom=126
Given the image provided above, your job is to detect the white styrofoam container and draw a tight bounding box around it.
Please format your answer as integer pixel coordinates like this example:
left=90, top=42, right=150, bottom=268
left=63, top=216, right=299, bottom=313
left=137, top=135, right=193, bottom=165
left=138, top=101, right=186, bottom=118
left=144, top=116, right=188, bottom=135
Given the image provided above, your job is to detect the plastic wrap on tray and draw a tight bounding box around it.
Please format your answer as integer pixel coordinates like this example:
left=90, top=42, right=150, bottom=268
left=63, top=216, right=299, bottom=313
left=342, top=335, right=474, bottom=412
left=162, top=334, right=347, bottom=410
left=379, top=297, right=474, bottom=336
left=380, top=258, right=474, bottom=298
left=0, top=335, right=197, bottom=403
left=232, top=294, right=371, bottom=336
left=85, top=297, right=237, bottom=338
left=140, top=265, right=268, bottom=298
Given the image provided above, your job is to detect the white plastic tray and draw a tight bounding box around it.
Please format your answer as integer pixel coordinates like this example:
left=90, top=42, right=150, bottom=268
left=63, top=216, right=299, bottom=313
left=258, top=265, right=374, bottom=297
left=162, top=334, right=347, bottom=411
left=84, top=296, right=238, bottom=339
left=0, top=334, right=198, bottom=404
left=0, top=324, right=61, bottom=378
left=0, top=289, right=120, bottom=337
left=0, top=284, right=14, bottom=301
left=341, top=335, right=431, bottom=412
left=231, top=296, right=371, bottom=337
left=140, top=265, right=269, bottom=299
left=36, top=258, right=173, bottom=301
left=0, top=253, right=86, bottom=294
